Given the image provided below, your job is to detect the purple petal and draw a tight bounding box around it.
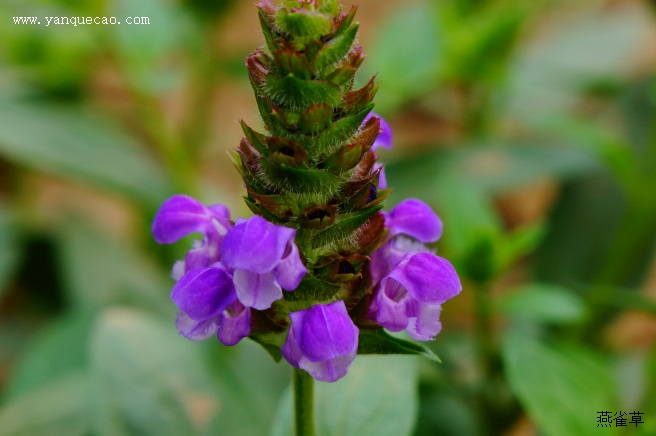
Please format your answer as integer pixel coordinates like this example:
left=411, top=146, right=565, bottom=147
left=385, top=199, right=443, bottom=243
left=175, top=311, right=219, bottom=341
left=370, top=237, right=428, bottom=285
left=376, top=164, right=388, bottom=190
left=291, top=301, right=358, bottom=362
left=217, top=301, right=251, bottom=346
left=184, top=240, right=216, bottom=272
left=406, top=302, right=442, bottom=341
left=171, top=266, right=237, bottom=321
left=364, top=112, right=393, bottom=151
left=152, top=195, right=214, bottom=244
left=233, top=269, right=283, bottom=310
left=222, top=216, right=296, bottom=274
left=298, top=350, right=357, bottom=383
left=387, top=252, right=461, bottom=304
left=282, top=301, right=359, bottom=383
left=373, top=278, right=411, bottom=332
left=275, top=243, right=307, bottom=291
left=281, top=326, right=302, bottom=369
left=208, top=204, right=230, bottom=221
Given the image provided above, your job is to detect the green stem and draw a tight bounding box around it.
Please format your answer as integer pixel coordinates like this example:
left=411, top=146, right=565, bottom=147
left=293, top=368, right=315, bottom=436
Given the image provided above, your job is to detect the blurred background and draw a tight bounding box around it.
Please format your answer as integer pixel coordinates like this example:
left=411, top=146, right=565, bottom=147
left=1, top=0, right=656, bottom=434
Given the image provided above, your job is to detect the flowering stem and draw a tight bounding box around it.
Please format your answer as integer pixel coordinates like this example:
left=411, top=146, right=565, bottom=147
left=293, top=368, right=315, bottom=436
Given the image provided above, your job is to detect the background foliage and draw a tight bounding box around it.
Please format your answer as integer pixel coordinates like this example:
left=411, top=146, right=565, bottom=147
left=1, top=0, right=655, bottom=435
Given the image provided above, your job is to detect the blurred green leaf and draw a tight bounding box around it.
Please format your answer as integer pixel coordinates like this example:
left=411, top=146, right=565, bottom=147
left=0, top=206, right=20, bottom=300
left=535, top=174, right=625, bottom=285
left=414, top=390, right=478, bottom=436
left=0, top=372, right=90, bottom=436
left=431, top=177, right=500, bottom=260
left=437, top=0, right=530, bottom=86
left=203, top=340, right=291, bottom=436
left=57, top=218, right=172, bottom=315
left=532, top=117, right=637, bottom=194
left=506, top=5, right=650, bottom=124
left=358, top=329, right=441, bottom=363
left=585, top=286, right=656, bottom=316
left=0, top=100, right=169, bottom=206
left=387, top=145, right=600, bottom=202
left=497, top=283, right=587, bottom=324
left=503, top=331, right=620, bottom=436
left=4, top=312, right=92, bottom=401
left=362, top=3, right=441, bottom=112
left=1, top=5, right=96, bottom=96
left=109, top=0, right=191, bottom=94
left=271, top=356, right=418, bottom=436
left=89, top=308, right=219, bottom=435
left=496, top=221, right=546, bottom=271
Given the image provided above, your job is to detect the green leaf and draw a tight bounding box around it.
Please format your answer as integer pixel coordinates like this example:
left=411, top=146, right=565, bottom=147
left=361, top=4, right=441, bottom=112
left=266, top=74, right=341, bottom=110
left=0, top=372, right=90, bottom=436
left=503, top=331, right=620, bottom=436
left=314, top=24, right=359, bottom=74
left=496, top=283, right=588, bottom=325
left=358, top=329, right=441, bottom=363
left=0, top=206, right=20, bottom=300
left=260, top=159, right=343, bottom=197
left=89, top=308, right=219, bottom=435
left=280, top=276, right=341, bottom=306
left=313, top=104, right=374, bottom=157
left=249, top=334, right=285, bottom=362
left=276, top=8, right=332, bottom=39
left=0, top=100, right=169, bottom=206
left=57, top=218, right=172, bottom=315
left=4, top=312, right=93, bottom=400
left=271, top=356, right=418, bottom=436
left=241, top=120, right=270, bottom=156
left=311, top=206, right=383, bottom=249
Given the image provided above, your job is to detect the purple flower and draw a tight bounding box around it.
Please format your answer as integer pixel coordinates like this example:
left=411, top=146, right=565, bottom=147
left=160, top=210, right=307, bottom=345
left=171, top=263, right=251, bottom=345
left=282, top=301, right=359, bottom=382
left=170, top=215, right=305, bottom=315
left=369, top=199, right=461, bottom=340
left=364, top=112, right=393, bottom=190
left=152, top=195, right=232, bottom=274
left=370, top=199, right=443, bottom=282
left=175, top=300, right=251, bottom=346
left=222, top=216, right=307, bottom=310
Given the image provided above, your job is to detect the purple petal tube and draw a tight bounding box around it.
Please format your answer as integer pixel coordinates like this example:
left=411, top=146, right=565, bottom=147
left=152, top=195, right=230, bottom=244
left=282, top=301, right=359, bottom=383
left=385, top=199, right=443, bottom=243
left=371, top=252, right=461, bottom=341
left=222, top=216, right=296, bottom=274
